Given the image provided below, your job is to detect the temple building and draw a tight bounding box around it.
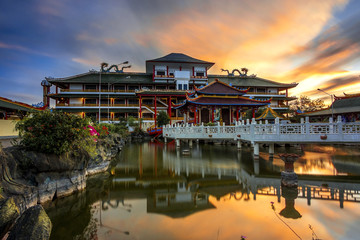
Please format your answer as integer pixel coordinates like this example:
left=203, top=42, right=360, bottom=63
left=0, top=96, right=45, bottom=120
left=173, top=79, right=271, bottom=125
left=302, top=92, right=360, bottom=122
left=46, top=53, right=297, bottom=126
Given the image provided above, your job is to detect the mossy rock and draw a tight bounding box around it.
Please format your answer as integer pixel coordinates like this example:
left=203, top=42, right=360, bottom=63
left=0, top=197, right=20, bottom=238
left=8, top=204, right=52, bottom=240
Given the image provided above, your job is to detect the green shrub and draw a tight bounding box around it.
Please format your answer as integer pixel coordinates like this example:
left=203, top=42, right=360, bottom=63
left=157, top=111, right=170, bottom=127
left=15, top=111, right=98, bottom=155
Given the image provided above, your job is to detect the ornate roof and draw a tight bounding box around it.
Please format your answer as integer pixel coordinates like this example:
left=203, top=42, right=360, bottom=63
left=208, top=75, right=298, bottom=89
left=0, top=97, right=45, bottom=112
left=146, top=53, right=214, bottom=65
left=194, top=79, right=248, bottom=96
left=256, top=107, right=284, bottom=120
left=173, top=79, right=271, bottom=109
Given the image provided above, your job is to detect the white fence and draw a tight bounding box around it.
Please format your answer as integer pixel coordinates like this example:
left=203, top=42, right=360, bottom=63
left=163, top=116, right=360, bottom=144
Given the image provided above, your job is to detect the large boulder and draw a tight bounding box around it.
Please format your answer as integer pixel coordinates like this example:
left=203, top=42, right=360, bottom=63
left=0, top=198, right=20, bottom=239
left=8, top=204, right=52, bottom=240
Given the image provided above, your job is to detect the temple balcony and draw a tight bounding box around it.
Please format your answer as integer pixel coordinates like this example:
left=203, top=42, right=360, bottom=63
left=59, top=89, right=136, bottom=93
left=56, top=103, right=140, bottom=107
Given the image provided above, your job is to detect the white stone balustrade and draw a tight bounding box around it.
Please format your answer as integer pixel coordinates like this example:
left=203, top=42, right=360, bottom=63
left=163, top=116, right=360, bottom=144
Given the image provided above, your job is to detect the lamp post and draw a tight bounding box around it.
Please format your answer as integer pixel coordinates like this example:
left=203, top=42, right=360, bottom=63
left=317, top=88, right=334, bottom=120
left=99, top=68, right=102, bottom=123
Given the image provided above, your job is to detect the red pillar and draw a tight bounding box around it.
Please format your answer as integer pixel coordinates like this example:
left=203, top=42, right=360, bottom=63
left=168, top=96, right=172, bottom=124
left=236, top=107, right=239, bottom=121
left=154, top=96, right=157, bottom=127
left=139, top=96, right=142, bottom=119
left=212, top=107, right=215, bottom=122
left=252, top=108, right=255, bottom=118
left=230, top=107, right=233, bottom=124
left=194, top=107, right=197, bottom=124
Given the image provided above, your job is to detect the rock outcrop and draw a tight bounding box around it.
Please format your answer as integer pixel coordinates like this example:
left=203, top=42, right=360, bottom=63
left=7, top=205, right=52, bottom=240
left=0, top=198, right=20, bottom=239
left=0, top=133, right=125, bottom=207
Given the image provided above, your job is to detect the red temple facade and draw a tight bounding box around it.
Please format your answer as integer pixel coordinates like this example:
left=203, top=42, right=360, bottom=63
left=173, top=79, right=271, bottom=125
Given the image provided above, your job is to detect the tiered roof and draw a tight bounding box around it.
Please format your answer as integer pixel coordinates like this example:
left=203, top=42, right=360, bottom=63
left=256, top=107, right=284, bottom=120
left=174, top=79, right=271, bottom=109
left=193, top=80, right=248, bottom=96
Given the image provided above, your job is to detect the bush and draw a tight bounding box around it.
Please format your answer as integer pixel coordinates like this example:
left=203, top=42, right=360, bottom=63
left=157, top=111, right=170, bottom=127
left=15, top=111, right=98, bottom=155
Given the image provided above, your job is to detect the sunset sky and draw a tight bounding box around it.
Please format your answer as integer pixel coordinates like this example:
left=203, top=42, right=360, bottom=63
left=1, top=0, right=360, bottom=105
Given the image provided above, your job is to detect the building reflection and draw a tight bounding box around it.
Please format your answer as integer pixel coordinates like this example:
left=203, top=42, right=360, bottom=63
left=110, top=141, right=360, bottom=221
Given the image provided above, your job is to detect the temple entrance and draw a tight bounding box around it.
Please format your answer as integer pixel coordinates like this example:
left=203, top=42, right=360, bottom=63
left=221, top=109, right=230, bottom=125
left=201, top=108, right=210, bottom=123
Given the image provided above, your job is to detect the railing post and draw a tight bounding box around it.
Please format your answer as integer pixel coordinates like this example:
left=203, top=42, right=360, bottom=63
left=329, top=117, right=333, bottom=134
left=305, top=117, right=310, bottom=135
left=300, top=118, right=304, bottom=134
left=275, top=117, right=280, bottom=135
left=337, top=115, right=343, bottom=140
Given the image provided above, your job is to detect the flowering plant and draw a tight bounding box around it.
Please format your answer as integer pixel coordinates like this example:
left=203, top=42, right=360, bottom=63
left=15, top=111, right=97, bottom=155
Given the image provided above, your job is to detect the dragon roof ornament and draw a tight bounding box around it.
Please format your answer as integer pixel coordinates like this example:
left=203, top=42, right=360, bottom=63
left=101, top=62, right=132, bottom=73
left=221, top=68, right=256, bottom=78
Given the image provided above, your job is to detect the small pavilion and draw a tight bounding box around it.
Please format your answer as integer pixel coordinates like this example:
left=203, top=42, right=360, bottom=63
left=173, top=79, right=271, bottom=125
left=256, top=107, right=285, bottom=122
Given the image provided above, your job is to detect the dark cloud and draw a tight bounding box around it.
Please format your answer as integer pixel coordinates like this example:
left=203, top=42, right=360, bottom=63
left=288, top=11, right=360, bottom=80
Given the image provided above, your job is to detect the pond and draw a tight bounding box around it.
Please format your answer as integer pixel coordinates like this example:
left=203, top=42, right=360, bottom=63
left=45, top=142, right=360, bottom=240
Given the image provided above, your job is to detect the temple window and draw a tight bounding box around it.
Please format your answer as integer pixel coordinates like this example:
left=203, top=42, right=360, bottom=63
left=128, top=85, right=139, bottom=91
left=156, top=85, right=166, bottom=90
left=100, top=98, right=110, bottom=105
left=156, top=71, right=165, bottom=76
left=128, top=99, right=139, bottom=105
left=196, top=72, right=204, bottom=77
left=84, top=84, right=97, bottom=90
left=85, top=98, right=97, bottom=105
left=178, top=84, right=183, bottom=90
left=114, top=84, right=125, bottom=91
left=114, top=99, right=125, bottom=104
left=257, top=88, right=266, bottom=93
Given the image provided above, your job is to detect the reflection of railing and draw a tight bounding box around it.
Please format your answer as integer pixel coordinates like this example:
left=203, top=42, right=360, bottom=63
left=255, top=185, right=360, bottom=207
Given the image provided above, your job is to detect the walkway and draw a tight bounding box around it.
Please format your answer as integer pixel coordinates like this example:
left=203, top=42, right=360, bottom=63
left=163, top=116, right=360, bottom=156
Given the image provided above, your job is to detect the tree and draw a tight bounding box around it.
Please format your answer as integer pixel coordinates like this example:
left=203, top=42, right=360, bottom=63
left=289, top=95, right=325, bottom=114
left=157, top=111, right=170, bottom=127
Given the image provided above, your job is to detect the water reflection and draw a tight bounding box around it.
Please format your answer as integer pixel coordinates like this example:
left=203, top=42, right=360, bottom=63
left=45, top=142, right=360, bottom=240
